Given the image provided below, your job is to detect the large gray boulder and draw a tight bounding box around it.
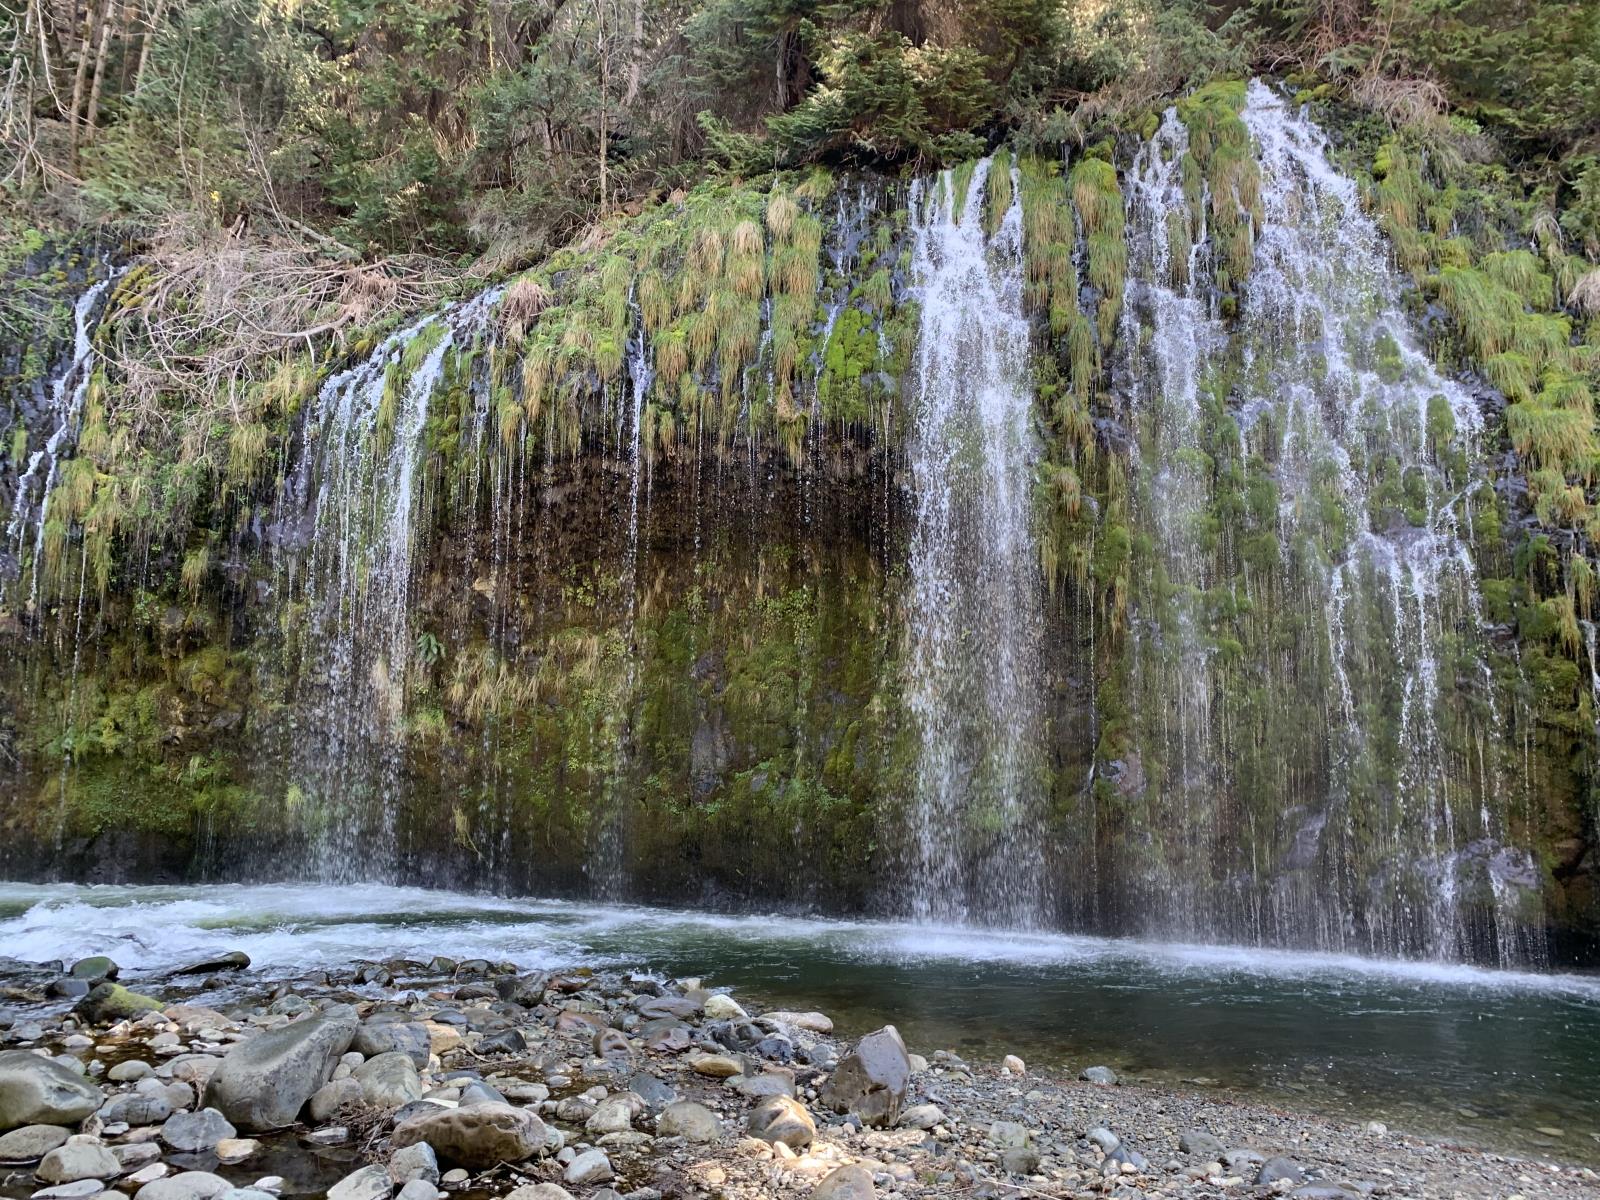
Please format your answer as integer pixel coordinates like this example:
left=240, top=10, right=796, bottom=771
left=390, top=1102, right=547, bottom=1169
left=202, top=1012, right=357, bottom=1131
left=0, top=1051, right=103, bottom=1131
left=818, top=1025, right=910, bottom=1127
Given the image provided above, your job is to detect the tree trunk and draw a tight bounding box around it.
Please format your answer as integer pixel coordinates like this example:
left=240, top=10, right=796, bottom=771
left=133, top=0, right=166, bottom=95
left=68, top=0, right=98, bottom=153
left=623, top=0, right=643, bottom=105
left=84, top=0, right=119, bottom=136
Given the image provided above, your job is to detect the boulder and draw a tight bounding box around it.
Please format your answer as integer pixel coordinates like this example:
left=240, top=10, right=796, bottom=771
left=68, top=958, right=118, bottom=983
left=562, top=1149, right=612, bottom=1187
left=897, top=1104, right=944, bottom=1130
left=656, top=1101, right=720, bottom=1143
left=352, top=1021, right=431, bottom=1070
left=35, top=1141, right=122, bottom=1183
left=306, top=1078, right=364, bottom=1123
left=74, top=983, right=163, bottom=1024
left=1258, top=1157, right=1307, bottom=1185
left=818, top=1026, right=909, bottom=1127
left=812, top=1165, right=875, bottom=1199
left=0, top=1051, right=103, bottom=1131
left=203, top=1012, right=357, bottom=1131
left=327, top=1165, right=391, bottom=1200
left=746, top=1095, right=815, bottom=1149
left=702, top=994, right=747, bottom=1020
left=133, top=1170, right=233, bottom=1200
left=353, top=1053, right=423, bottom=1110
left=390, top=1102, right=547, bottom=1169
left=102, top=1093, right=172, bottom=1125
left=387, top=1143, right=438, bottom=1186
left=160, top=1109, right=236, bottom=1153
left=1179, top=1131, right=1225, bottom=1159
left=0, top=1123, right=69, bottom=1162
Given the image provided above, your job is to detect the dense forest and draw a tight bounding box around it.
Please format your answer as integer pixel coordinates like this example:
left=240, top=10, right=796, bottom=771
left=5, top=0, right=1600, bottom=964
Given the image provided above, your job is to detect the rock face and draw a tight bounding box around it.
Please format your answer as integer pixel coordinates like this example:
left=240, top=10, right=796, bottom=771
left=0, top=1051, right=104, bottom=1131
left=818, top=1025, right=910, bottom=1127
left=390, top=1102, right=547, bottom=1169
left=202, top=1012, right=358, bottom=1131
left=74, top=983, right=164, bottom=1024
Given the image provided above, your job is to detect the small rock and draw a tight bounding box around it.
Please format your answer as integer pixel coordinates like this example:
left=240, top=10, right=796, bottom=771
left=133, top=1169, right=233, bottom=1200
left=0, top=1125, right=70, bottom=1163
left=689, top=1054, right=742, bottom=1078
left=160, top=1108, right=236, bottom=1153
left=69, top=958, right=118, bottom=983
left=395, top=1183, right=437, bottom=1200
left=108, top=1061, right=153, bottom=1083
left=171, top=953, right=250, bottom=976
left=763, top=1012, right=833, bottom=1034
left=1001, top=1054, right=1026, bottom=1075
left=30, top=1180, right=106, bottom=1200
left=214, top=1139, right=259, bottom=1164
left=439, top=1171, right=468, bottom=1186
left=307, top=1078, right=364, bottom=1123
left=1258, top=1157, right=1306, bottom=1185
left=746, top=1095, right=815, bottom=1149
left=1079, top=1066, right=1118, bottom=1085
left=656, top=1101, right=721, bottom=1143
left=898, top=1104, right=944, bottom=1131
left=353, top=1053, right=423, bottom=1110
left=811, top=1164, right=875, bottom=1199
left=327, top=1165, right=392, bottom=1200
left=104, top=1094, right=171, bottom=1125
left=387, top=1143, right=438, bottom=1186
left=504, top=1187, right=574, bottom=1200
left=585, top=1093, right=641, bottom=1136
left=702, top=994, right=747, bottom=1021
left=562, top=1149, right=613, bottom=1186
left=1001, top=1146, right=1042, bottom=1175
left=36, top=1142, right=122, bottom=1183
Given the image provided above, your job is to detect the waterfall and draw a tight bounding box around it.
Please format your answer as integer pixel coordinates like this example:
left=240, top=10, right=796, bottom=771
left=6, top=272, right=115, bottom=606
left=285, top=285, right=503, bottom=878
left=1120, top=111, right=1229, bottom=935
left=1118, top=81, right=1538, bottom=961
left=902, top=158, right=1048, bottom=927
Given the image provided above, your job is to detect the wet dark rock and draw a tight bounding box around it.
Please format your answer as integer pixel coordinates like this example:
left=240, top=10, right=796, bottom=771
left=627, top=1073, right=676, bottom=1110
left=476, top=1028, right=525, bottom=1055
left=171, top=952, right=250, bottom=976
left=46, top=979, right=91, bottom=999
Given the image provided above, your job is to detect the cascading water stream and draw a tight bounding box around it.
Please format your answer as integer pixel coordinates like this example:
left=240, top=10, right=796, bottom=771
left=284, top=285, right=503, bottom=879
left=6, top=272, right=116, bottom=607
left=902, top=158, right=1048, bottom=928
left=1119, top=81, right=1537, bottom=961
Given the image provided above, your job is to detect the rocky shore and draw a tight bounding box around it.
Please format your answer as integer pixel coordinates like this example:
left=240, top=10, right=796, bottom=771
left=0, top=953, right=1593, bottom=1200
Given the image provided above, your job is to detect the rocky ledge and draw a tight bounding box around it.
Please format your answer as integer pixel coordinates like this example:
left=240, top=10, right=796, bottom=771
left=0, top=953, right=1593, bottom=1200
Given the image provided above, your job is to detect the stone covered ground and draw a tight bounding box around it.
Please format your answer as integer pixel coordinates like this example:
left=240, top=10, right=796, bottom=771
left=0, top=954, right=1593, bottom=1200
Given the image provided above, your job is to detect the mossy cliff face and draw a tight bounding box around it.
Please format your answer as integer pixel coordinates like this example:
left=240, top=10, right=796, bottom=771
left=1, top=82, right=1598, bottom=964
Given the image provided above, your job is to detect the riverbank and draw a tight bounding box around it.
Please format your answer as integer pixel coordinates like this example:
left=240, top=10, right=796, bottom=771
left=0, top=950, right=1595, bottom=1200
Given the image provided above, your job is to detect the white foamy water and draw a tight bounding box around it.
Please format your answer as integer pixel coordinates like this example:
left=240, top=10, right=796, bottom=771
left=2, top=882, right=1597, bottom=1001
